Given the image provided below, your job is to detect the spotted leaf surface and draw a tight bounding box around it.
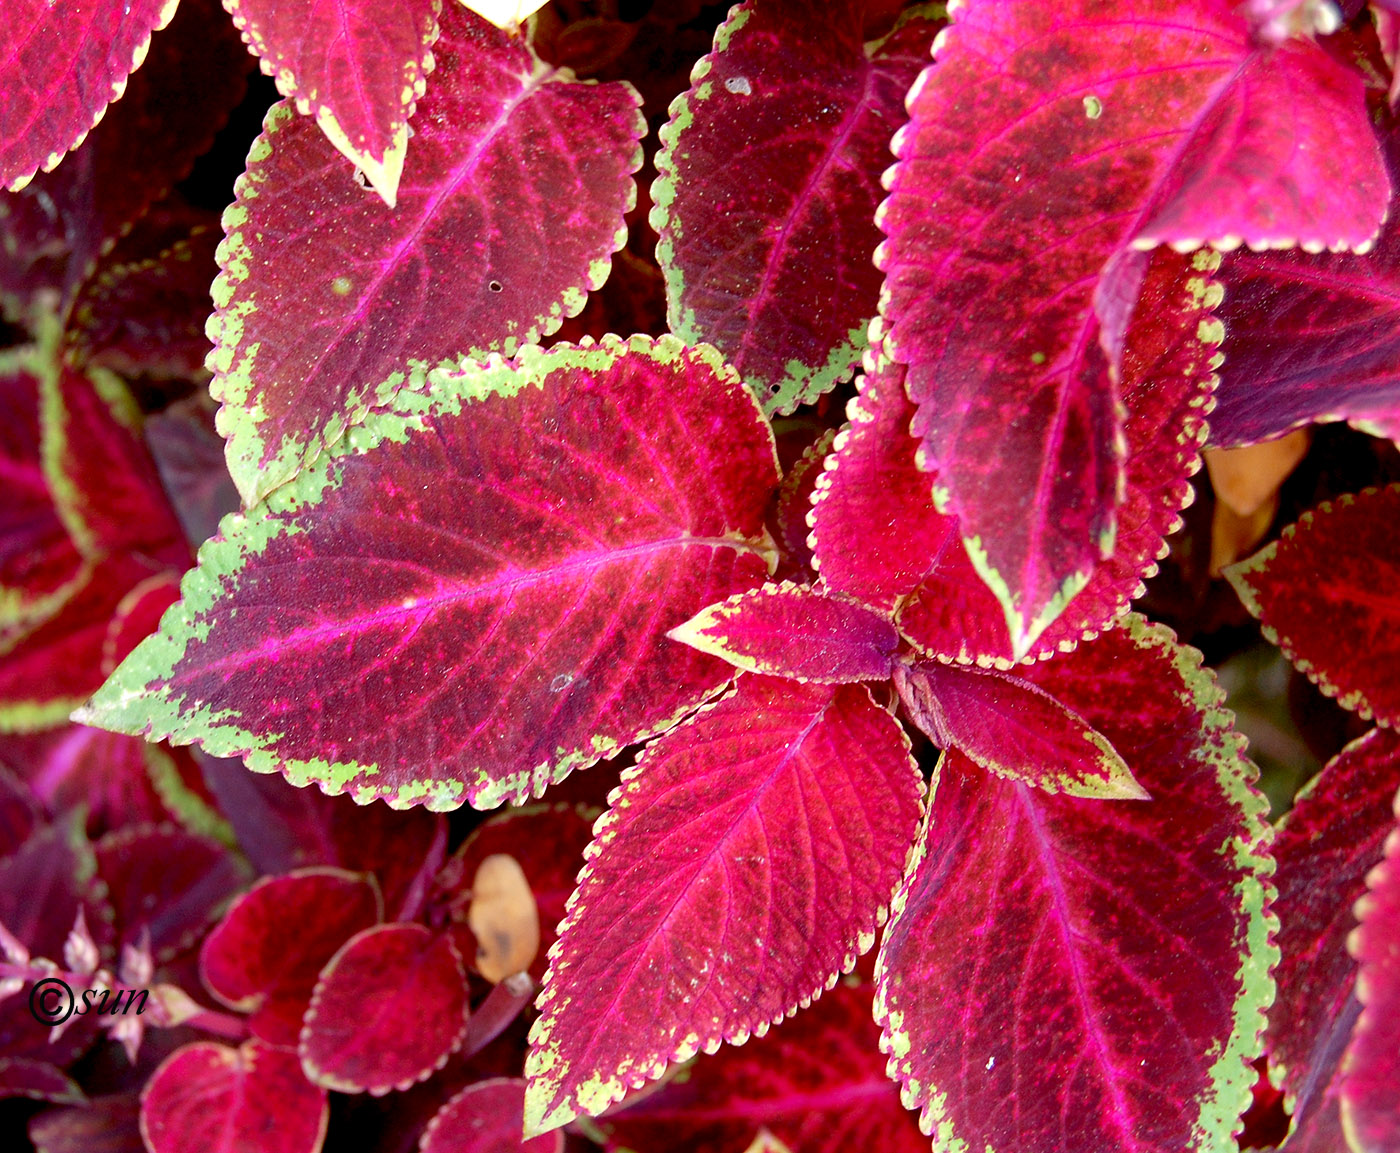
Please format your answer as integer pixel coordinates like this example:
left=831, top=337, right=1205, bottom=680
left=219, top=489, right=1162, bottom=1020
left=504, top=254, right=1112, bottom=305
left=1267, top=728, right=1400, bottom=1140
left=199, top=868, right=382, bottom=1047
left=140, top=1040, right=328, bottom=1153
left=78, top=339, right=779, bottom=811
left=599, top=977, right=927, bottom=1153
left=654, top=0, right=938, bottom=413
left=210, top=1, right=644, bottom=504
left=670, top=582, right=899, bottom=683
left=1343, top=785, right=1400, bottom=1153
left=0, top=0, right=176, bottom=191
left=224, top=0, right=439, bottom=206
left=523, top=674, right=923, bottom=1134
left=892, top=661, right=1147, bottom=800
left=816, top=250, right=1217, bottom=665
left=1226, top=486, right=1400, bottom=726
left=875, top=617, right=1274, bottom=1153
left=300, top=923, right=469, bottom=1094
left=877, top=0, right=1380, bottom=654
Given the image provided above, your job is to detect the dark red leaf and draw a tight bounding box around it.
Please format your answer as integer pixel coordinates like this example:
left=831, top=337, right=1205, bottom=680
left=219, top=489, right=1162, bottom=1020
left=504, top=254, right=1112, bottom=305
left=1267, top=727, right=1400, bottom=1140
left=0, top=762, right=41, bottom=859
left=209, top=2, right=645, bottom=503
left=1340, top=781, right=1400, bottom=1153
left=140, top=1040, right=328, bottom=1153
left=29, top=1092, right=145, bottom=1153
left=143, top=394, right=242, bottom=551
left=1226, top=485, right=1400, bottom=726
left=654, top=1, right=938, bottom=413
left=877, top=0, right=1380, bottom=652
left=875, top=616, right=1274, bottom=1153
left=222, top=0, right=439, bottom=206
left=771, top=427, right=834, bottom=579
left=80, top=338, right=779, bottom=811
left=199, top=868, right=382, bottom=1048
left=420, top=1077, right=561, bottom=1153
left=524, top=675, right=923, bottom=1133
left=599, top=977, right=925, bottom=1153
left=892, top=661, right=1148, bottom=799
left=0, top=1058, right=84, bottom=1104
left=671, top=582, right=900, bottom=683
left=300, top=923, right=469, bottom=1094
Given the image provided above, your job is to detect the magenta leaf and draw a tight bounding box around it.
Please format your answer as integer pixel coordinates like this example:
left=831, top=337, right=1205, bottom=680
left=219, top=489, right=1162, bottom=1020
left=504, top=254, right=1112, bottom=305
left=876, top=0, right=1380, bottom=653
left=599, top=977, right=926, bottom=1153
left=140, top=1040, right=329, bottom=1153
left=209, top=1, right=645, bottom=504
left=892, top=661, right=1148, bottom=800
left=523, top=673, right=923, bottom=1133
left=875, top=616, right=1274, bottom=1153
left=653, top=1, right=938, bottom=414
left=1342, top=783, right=1400, bottom=1153
left=1226, top=485, right=1400, bottom=726
left=815, top=250, right=1217, bottom=664
left=420, top=1077, right=561, bottom=1153
left=300, top=923, right=469, bottom=1094
left=223, top=0, right=439, bottom=207
left=1212, top=121, right=1400, bottom=447
left=438, top=802, right=598, bottom=982
left=0, top=1058, right=84, bottom=1104
left=0, top=0, right=175, bottom=191
left=1266, top=727, right=1400, bottom=1141
left=670, top=582, right=899, bottom=683
left=0, top=763, right=41, bottom=858
left=95, top=826, right=248, bottom=964
left=78, top=338, right=779, bottom=811
left=199, top=868, right=382, bottom=1047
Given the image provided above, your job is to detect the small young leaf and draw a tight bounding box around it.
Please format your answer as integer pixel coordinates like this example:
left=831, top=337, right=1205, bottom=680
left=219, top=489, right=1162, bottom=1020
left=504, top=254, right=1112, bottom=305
left=599, top=977, right=927, bottom=1153
left=79, top=338, right=779, bottom=811
left=300, top=923, right=469, bottom=1094
left=670, top=582, right=899, bottom=683
left=1267, top=727, right=1400, bottom=1139
left=1226, top=486, right=1400, bottom=726
left=209, top=1, right=645, bottom=504
left=524, top=674, right=923, bottom=1134
left=0, top=0, right=176, bottom=191
left=1342, top=785, right=1400, bottom=1153
left=140, top=1040, right=329, bottom=1153
left=222, top=0, right=440, bottom=207
left=875, top=616, right=1274, bottom=1153
left=654, top=0, right=939, bottom=413
left=892, top=661, right=1148, bottom=800
left=420, top=1077, right=561, bottom=1153
left=199, top=868, right=382, bottom=1047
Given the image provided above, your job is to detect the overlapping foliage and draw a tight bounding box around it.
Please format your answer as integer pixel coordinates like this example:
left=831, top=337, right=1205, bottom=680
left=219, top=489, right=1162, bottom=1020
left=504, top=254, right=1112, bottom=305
left=0, top=0, right=1397, bottom=1151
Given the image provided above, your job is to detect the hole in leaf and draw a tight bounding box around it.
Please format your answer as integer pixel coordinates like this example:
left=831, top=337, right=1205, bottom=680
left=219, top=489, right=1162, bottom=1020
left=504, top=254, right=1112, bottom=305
left=489, top=280, right=504, bottom=293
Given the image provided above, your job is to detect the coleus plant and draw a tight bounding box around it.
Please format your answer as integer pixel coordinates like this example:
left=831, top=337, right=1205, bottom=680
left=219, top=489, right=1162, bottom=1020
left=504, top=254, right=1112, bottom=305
left=1, top=0, right=1399, bottom=1151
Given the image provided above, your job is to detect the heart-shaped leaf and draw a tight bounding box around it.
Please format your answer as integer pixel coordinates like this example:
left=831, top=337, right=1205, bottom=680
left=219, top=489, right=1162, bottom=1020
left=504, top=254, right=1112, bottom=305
left=300, top=923, right=468, bottom=1094
left=524, top=674, right=923, bottom=1133
left=874, top=616, right=1274, bottom=1153
left=877, top=0, right=1382, bottom=653
left=199, top=868, right=382, bottom=1047
left=209, top=1, right=645, bottom=504
left=892, top=661, right=1148, bottom=800
left=0, top=0, right=176, bottom=191
left=1267, top=727, right=1400, bottom=1140
left=670, top=582, right=899, bottom=683
left=1342, top=784, right=1400, bottom=1153
left=140, top=1040, right=328, bottom=1153
left=653, top=0, right=938, bottom=413
left=421, top=1077, right=561, bottom=1153
left=599, top=977, right=927, bottom=1153
left=1226, top=485, right=1400, bottom=726
left=78, top=338, right=779, bottom=811
left=222, top=0, right=440, bottom=207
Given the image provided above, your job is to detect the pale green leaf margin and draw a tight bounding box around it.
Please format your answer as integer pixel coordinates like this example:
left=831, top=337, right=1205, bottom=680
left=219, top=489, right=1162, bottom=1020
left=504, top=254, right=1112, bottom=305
left=1224, top=484, right=1400, bottom=729
left=522, top=677, right=925, bottom=1136
left=207, top=56, right=646, bottom=507
left=74, top=336, right=773, bottom=813
left=651, top=4, right=944, bottom=418
left=872, top=614, right=1278, bottom=1153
